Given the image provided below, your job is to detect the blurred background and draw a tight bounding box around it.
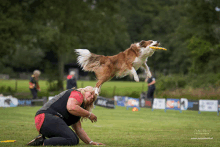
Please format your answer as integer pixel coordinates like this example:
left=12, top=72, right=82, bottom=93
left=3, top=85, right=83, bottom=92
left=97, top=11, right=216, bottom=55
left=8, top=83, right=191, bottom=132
left=0, top=0, right=220, bottom=100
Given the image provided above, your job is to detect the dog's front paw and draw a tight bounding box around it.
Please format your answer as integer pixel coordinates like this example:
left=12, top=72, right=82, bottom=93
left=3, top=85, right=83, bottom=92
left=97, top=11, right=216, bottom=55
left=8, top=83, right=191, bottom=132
left=146, top=71, right=152, bottom=79
left=94, top=88, right=100, bottom=96
left=134, top=75, right=139, bottom=82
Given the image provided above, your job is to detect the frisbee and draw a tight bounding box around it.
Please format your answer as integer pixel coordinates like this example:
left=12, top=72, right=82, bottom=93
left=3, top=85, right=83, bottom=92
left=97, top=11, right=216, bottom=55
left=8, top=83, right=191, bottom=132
left=0, top=140, right=16, bottom=143
left=150, top=46, right=167, bottom=51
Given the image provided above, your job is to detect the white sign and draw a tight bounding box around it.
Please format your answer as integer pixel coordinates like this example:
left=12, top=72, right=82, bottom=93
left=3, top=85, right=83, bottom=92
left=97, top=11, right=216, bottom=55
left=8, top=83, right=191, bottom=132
left=0, top=97, right=18, bottom=107
left=199, top=100, right=218, bottom=112
left=153, top=98, right=166, bottom=109
left=181, top=98, right=188, bottom=110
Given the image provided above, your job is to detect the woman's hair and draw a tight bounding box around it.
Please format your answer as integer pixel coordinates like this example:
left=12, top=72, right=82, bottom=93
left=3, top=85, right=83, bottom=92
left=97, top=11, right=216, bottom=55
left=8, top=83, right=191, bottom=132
left=33, top=70, right=41, bottom=76
left=77, top=86, right=97, bottom=121
left=69, top=71, right=75, bottom=75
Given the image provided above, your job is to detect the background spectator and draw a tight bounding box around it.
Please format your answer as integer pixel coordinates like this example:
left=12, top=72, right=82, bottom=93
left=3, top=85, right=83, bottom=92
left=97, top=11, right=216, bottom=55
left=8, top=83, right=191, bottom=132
left=67, top=71, right=77, bottom=89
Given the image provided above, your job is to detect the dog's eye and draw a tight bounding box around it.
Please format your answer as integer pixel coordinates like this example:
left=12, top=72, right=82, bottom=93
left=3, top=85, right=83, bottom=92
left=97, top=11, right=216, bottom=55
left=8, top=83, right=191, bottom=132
left=150, top=41, right=153, bottom=43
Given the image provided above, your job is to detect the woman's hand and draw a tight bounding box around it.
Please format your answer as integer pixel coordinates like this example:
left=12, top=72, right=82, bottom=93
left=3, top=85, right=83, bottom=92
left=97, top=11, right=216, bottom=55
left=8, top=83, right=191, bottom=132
left=89, top=113, right=97, bottom=123
left=91, top=142, right=105, bottom=146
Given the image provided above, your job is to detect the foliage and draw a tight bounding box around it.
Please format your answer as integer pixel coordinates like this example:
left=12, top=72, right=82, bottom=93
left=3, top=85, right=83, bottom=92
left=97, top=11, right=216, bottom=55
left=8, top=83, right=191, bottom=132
left=0, top=85, right=16, bottom=95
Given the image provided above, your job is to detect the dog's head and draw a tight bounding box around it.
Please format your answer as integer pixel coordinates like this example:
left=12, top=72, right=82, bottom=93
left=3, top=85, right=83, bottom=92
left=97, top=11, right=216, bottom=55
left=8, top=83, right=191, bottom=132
left=137, top=40, right=160, bottom=57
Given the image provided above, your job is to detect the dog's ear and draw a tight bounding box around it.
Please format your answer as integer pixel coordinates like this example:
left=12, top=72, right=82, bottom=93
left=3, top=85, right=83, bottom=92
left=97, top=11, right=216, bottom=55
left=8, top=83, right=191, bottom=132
left=140, top=40, right=145, bottom=46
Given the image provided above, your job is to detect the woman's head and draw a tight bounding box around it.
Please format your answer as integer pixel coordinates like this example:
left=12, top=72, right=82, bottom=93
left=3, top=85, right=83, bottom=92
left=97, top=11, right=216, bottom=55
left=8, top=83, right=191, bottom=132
left=33, top=70, right=41, bottom=77
left=77, top=86, right=97, bottom=121
left=78, top=86, right=97, bottom=109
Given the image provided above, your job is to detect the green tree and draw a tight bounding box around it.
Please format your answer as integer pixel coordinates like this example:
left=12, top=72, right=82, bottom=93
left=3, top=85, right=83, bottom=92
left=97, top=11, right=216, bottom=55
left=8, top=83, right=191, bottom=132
left=0, top=1, right=25, bottom=57
left=31, top=0, right=130, bottom=90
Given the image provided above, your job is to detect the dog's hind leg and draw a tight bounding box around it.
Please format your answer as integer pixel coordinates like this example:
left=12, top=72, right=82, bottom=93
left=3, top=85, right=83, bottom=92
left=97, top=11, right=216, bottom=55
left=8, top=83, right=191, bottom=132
left=130, top=67, right=139, bottom=82
left=94, top=66, right=113, bottom=95
left=95, top=78, right=108, bottom=95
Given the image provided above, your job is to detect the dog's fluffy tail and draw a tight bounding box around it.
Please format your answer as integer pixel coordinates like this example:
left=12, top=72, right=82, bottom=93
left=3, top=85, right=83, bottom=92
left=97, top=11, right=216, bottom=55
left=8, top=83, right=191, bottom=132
left=75, top=49, right=102, bottom=71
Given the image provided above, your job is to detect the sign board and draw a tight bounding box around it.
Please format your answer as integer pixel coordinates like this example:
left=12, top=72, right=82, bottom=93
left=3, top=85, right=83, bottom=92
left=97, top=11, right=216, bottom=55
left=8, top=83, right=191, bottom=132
left=218, top=100, right=220, bottom=114
left=18, top=99, right=32, bottom=106
left=152, top=98, right=166, bottom=109
left=125, top=97, right=139, bottom=107
left=94, top=96, right=115, bottom=109
left=166, top=98, right=180, bottom=110
left=199, top=100, right=218, bottom=112
left=140, top=98, right=152, bottom=108
left=0, top=97, right=18, bottom=107
left=114, top=96, right=126, bottom=107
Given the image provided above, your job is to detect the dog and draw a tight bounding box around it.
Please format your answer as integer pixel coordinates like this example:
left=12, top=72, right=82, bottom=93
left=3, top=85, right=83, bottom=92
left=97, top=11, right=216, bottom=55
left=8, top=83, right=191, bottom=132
left=75, top=40, right=160, bottom=95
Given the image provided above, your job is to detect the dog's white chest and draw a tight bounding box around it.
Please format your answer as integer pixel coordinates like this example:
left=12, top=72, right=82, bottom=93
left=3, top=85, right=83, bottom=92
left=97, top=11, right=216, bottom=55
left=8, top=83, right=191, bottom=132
left=133, top=57, right=144, bottom=70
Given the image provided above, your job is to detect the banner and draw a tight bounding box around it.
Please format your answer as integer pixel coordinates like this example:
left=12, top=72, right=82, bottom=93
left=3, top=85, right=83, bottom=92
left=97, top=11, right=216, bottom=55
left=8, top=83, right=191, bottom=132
left=140, top=98, right=152, bottom=108
left=180, top=98, right=199, bottom=111
left=94, top=96, right=115, bottom=109
left=152, top=98, right=166, bottom=109
left=187, top=100, right=199, bottom=111
left=166, top=98, right=180, bottom=110
left=199, top=100, right=218, bottom=112
left=0, top=97, right=18, bottom=107
left=125, top=97, right=139, bottom=107
left=180, top=98, right=188, bottom=110
left=18, top=99, right=32, bottom=106
left=114, top=96, right=125, bottom=106
left=218, top=100, right=220, bottom=114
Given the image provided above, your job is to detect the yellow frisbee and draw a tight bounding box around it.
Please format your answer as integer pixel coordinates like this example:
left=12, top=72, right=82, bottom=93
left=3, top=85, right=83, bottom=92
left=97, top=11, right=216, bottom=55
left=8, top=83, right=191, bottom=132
left=150, top=46, right=167, bottom=51
left=0, top=140, right=16, bottom=143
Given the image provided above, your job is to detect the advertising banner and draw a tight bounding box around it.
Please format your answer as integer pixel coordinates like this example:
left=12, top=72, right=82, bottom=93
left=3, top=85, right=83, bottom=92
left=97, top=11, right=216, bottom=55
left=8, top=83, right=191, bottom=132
left=0, top=97, right=18, bottom=107
left=199, top=100, right=218, bottom=112
left=140, top=98, right=152, bottom=108
left=94, top=96, right=115, bottom=109
left=218, top=100, right=220, bottom=114
left=114, top=96, right=126, bottom=107
left=180, top=98, right=199, bottom=111
left=152, top=98, right=166, bottom=109
left=166, top=98, right=180, bottom=110
left=125, top=97, right=139, bottom=107
left=18, top=99, right=32, bottom=106
left=187, top=100, right=199, bottom=111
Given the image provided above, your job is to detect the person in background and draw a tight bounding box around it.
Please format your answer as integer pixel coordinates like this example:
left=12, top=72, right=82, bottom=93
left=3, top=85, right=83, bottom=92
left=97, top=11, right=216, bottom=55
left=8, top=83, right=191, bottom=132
left=27, top=86, right=105, bottom=146
left=145, top=71, right=156, bottom=105
left=29, top=70, right=41, bottom=101
left=67, top=71, right=78, bottom=89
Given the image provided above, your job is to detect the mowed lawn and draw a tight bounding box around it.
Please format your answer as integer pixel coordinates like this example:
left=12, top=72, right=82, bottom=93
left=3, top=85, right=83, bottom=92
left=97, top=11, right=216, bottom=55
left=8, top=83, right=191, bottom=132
left=0, top=106, right=219, bottom=147
left=0, top=79, right=148, bottom=98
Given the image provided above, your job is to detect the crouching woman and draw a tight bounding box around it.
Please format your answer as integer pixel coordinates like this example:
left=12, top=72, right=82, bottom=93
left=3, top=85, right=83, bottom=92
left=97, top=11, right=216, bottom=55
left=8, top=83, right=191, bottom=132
left=27, top=86, right=105, bottom=146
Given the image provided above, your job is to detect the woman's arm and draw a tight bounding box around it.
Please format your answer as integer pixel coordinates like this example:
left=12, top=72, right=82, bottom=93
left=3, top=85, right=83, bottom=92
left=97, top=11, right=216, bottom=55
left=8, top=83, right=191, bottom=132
left=148, top=80, right=155, bottom=86
left=66, top=98, right=97, bottom=122
left=71, top=121, right=105, bottom=145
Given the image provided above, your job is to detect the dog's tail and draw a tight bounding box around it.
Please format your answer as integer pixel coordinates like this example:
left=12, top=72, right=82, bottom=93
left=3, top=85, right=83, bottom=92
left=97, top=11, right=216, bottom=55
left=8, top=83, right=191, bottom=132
left=75, top=49, right=102, bottom=71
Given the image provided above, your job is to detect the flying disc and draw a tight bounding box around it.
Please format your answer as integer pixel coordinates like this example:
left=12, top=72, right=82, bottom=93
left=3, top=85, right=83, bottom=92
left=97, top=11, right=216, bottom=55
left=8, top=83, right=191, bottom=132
left=150, top=46, right=167, bottom=51
left=0, top=140, right=16, bottom=143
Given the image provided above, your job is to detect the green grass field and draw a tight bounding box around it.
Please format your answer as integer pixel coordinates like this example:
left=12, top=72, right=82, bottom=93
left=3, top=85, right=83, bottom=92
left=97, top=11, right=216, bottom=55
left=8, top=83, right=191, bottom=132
left=0, top=79, right=148, bottom=98
left=0, top=106, right=219, bottom=147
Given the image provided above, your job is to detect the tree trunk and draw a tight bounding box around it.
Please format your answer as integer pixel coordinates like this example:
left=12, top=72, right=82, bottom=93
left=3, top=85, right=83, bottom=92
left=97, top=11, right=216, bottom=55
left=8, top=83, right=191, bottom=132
left=57, top=52, right=64, bottom=91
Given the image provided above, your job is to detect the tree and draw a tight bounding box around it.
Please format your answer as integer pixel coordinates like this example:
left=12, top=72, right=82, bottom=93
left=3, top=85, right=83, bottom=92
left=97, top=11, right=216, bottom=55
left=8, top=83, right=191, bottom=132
left=31, top=0, right=130, bottom=90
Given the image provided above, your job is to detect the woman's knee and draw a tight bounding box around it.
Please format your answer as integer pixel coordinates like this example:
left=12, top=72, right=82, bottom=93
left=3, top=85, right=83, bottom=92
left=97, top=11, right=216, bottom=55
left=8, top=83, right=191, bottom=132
left=67, top=136, right=79, bottom=145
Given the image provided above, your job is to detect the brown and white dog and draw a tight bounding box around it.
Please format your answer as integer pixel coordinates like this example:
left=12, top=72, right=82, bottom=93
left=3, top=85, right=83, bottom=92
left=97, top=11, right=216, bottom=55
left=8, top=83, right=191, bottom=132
left=75, top=40, right=160, bottom=95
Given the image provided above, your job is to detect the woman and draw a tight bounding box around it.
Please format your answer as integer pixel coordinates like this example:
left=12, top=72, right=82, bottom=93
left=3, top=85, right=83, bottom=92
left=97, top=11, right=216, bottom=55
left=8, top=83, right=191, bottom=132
left=145, top=71, right=156, bottom=105
left=29, top=70, right=41, bottom=100
left=27, top=86, right=105, bottom=146
left=66, top=71, right=78, bottom=89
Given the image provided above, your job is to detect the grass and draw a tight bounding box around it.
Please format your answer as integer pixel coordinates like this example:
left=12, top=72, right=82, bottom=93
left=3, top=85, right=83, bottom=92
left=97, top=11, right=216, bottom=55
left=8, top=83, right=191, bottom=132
left=1, top=79, right=220, bottom=99
left=0, top=79, right=147, bottom=98
left=0, top=106, right=220, bottom=147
